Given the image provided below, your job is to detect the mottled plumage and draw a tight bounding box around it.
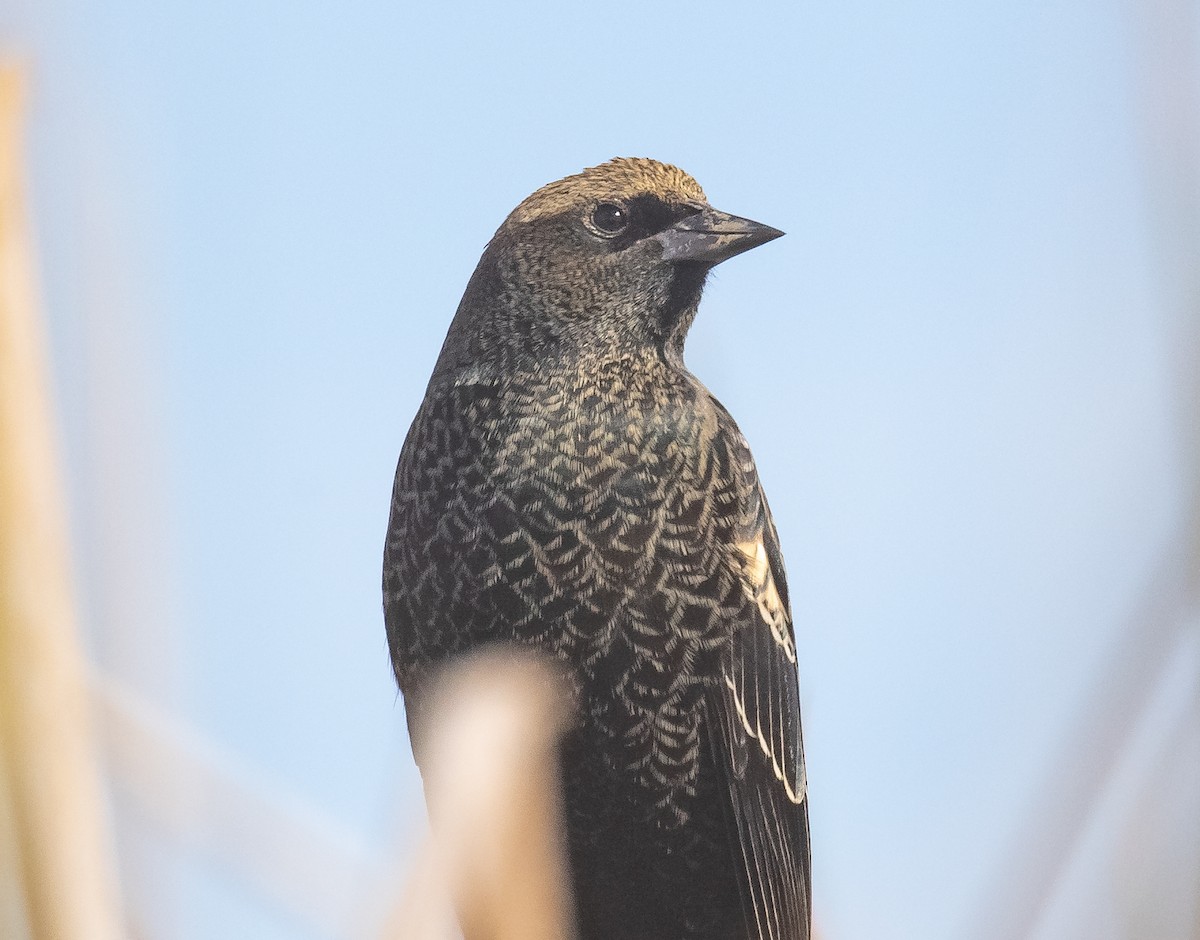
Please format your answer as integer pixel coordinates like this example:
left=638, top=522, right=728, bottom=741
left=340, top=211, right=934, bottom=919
left=384, top=158, right=809, bottom=939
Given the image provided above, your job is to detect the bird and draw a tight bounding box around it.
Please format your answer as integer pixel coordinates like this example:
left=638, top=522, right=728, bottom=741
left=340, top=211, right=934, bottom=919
left=383, top=157, right=809, bottom=940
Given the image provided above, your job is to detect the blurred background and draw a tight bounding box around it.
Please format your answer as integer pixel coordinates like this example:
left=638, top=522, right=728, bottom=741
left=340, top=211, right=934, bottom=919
left=0, top=0, right=1197, bottom=938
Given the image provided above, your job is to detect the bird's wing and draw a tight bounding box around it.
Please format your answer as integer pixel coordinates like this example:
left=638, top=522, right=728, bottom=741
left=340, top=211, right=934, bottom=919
left=708, top=451, right=811, bottom=940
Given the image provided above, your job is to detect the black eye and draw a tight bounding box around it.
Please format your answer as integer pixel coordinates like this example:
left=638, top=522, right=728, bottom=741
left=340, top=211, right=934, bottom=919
left=590, top=202, right=629, bottom=236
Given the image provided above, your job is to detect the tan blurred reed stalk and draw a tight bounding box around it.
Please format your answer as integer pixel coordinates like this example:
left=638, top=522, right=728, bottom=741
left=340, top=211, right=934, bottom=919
left=382, top=647, right=578, bottom=940
left=0, top=65, right=125, bottom=940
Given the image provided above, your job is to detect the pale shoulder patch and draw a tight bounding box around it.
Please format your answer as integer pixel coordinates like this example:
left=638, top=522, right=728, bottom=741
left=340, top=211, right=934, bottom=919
left=736, top=537, right=796, bottom=664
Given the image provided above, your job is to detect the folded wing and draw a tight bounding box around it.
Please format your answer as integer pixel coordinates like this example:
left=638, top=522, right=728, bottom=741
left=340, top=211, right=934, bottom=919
left=709, top=485, right=811, bottom=940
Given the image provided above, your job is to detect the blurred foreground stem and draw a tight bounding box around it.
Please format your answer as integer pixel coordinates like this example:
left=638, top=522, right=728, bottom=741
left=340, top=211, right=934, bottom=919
left=0, top=64, right=125, bottom=940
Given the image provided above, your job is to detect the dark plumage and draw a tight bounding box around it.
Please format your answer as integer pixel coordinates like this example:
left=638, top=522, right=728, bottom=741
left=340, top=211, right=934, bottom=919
left=384, top=158, right=810, bottom=940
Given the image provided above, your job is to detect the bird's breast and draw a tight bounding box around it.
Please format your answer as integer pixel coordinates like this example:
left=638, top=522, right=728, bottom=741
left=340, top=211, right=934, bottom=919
left=389, top=372, right=744, bottom=813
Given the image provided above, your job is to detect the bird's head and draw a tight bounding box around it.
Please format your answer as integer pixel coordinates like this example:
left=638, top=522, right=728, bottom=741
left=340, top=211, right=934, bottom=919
left=441, top=158, right=782, bottom=373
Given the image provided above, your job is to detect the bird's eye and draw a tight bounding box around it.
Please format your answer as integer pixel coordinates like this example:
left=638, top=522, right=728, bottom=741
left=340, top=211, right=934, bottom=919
left=589, top=202, right=629, bottom=237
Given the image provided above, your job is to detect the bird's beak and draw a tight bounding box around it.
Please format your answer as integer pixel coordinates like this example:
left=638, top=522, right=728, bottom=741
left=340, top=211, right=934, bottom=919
left=654, top=208, right=784, bottom=266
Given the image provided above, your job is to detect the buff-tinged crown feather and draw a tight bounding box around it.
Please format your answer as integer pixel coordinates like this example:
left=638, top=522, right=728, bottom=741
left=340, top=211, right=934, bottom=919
left=507, top=157, right=707, bottom=226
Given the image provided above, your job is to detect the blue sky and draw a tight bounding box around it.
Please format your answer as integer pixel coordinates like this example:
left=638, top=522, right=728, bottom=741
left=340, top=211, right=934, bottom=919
left=1, top=1, right=1186, bottom=938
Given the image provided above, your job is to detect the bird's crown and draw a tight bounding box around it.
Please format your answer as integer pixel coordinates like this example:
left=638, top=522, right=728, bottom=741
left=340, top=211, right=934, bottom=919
left=507, top=157, right=707, bottom=226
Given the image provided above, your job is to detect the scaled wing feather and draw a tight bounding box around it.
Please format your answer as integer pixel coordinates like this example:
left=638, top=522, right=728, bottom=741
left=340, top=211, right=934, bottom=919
left=711, top=480, right=810, bottom=940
